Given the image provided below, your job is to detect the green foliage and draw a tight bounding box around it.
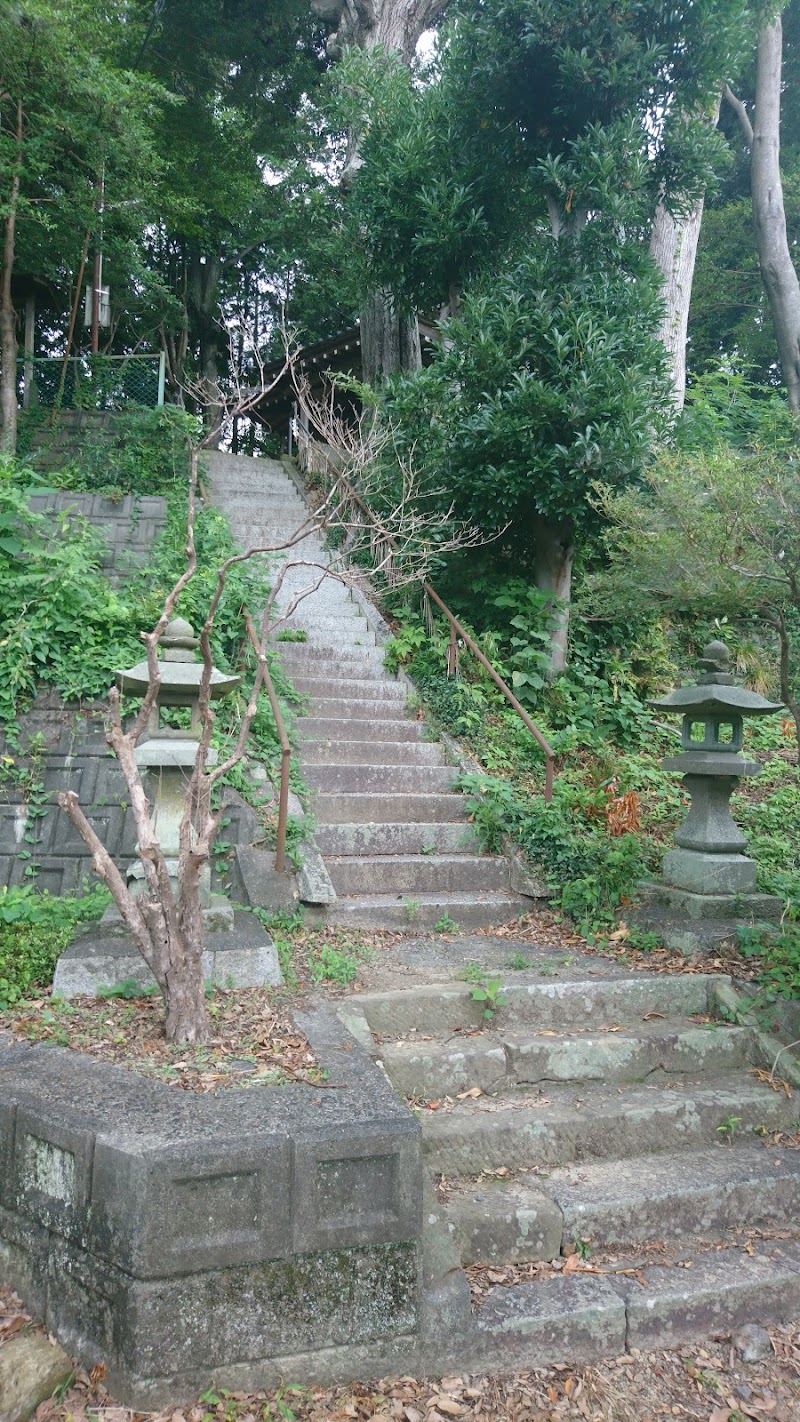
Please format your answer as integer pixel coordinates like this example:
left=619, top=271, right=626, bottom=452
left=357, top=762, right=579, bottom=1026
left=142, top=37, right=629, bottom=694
left=736, top=918, right=800, bottom=1002
left=0, top=480, right=141, bottom=722
left=468, top=976, right=508, bottom=1020
left=96, top=978, right=157, bottom=1000
left=386, top=240, right=670, bottom=545
left=37, top=409, right=198, bottom=496
left=383, top=624, right=428, bottom=673
left=458, top=770, right=646, bottom=928
left=433, top=912, right=460, bottom=934
left=0, top=885, right=109, bottom=1009
left=593, top=437, right=800, bottom=730
left=308, top=938, right=373, bottom=986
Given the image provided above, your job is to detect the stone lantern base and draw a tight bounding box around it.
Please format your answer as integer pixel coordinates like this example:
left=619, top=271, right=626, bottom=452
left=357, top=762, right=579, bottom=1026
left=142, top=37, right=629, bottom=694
left=631, top=877, right=784, bottom=956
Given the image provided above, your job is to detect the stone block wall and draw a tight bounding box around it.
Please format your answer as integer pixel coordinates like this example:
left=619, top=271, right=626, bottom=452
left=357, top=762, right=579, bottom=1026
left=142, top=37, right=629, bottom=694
left=28, top=491, right=167, bottom=585
left=0, top=1006, right=422, bottom=1405
left=0, top=492, right=262, bottom=894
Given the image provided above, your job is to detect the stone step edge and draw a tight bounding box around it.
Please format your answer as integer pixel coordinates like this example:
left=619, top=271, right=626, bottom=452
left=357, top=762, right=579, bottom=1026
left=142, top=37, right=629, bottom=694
left=437, top=1142, right=800, bottom=1263
left=420, top=1237, right=800, bottom=1372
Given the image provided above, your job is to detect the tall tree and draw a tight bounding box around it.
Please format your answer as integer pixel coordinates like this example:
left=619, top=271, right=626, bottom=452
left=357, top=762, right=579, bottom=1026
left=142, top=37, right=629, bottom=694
left=312, top=0, right=447, bottom=385
left=726, top=9, right=800, bottom=409
left=0, top=0, right=161, bottom=452
left=342, top=0, right=755, bottom=669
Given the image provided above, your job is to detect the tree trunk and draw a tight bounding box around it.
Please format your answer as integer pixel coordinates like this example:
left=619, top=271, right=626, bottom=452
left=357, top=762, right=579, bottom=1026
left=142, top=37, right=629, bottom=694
left=163, top=952, right=209, bottom=1043
left=0, top=99, right=22, bottom=456
left=727, top=19, right=800, bottom=411
left=751, top=17, right=800, bottom=411
left=360, top=287, right=422, bottom=386
left=532, top=514, right=574, bottom=677
left=648, top=97, right=722, bottom=412
left=314, top=0, right=446, bottom=384
left=649, top=201, right=705, bottom=411
left=189, top=251, right=224, bottom=437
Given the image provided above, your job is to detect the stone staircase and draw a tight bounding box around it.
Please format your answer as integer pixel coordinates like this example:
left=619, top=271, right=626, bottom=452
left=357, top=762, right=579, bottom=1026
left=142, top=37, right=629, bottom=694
left=339, top=969, right=800, bottom=1366
left=205, top=451, right=528, bottom=929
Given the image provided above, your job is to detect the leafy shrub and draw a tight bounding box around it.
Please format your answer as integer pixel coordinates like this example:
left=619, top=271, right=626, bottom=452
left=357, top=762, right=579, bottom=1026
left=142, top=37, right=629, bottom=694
left=0, top=885, right=109, bottom=1008
left=0, top=483, right=140, bottom=723
left=458, top=771, right=646, bottom=926
left=36, top=407, right=197, bottom=495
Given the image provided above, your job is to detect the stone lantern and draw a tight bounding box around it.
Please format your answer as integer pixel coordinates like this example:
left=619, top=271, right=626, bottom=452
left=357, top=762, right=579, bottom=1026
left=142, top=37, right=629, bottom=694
left=640, top=639, right=784, bottom=952
left=115, top=617, right=240, bottom=925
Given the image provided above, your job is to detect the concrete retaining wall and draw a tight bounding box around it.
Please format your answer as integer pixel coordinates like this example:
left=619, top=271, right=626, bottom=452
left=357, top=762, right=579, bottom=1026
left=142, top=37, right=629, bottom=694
left=0, top=1007, right=422, bottom=1405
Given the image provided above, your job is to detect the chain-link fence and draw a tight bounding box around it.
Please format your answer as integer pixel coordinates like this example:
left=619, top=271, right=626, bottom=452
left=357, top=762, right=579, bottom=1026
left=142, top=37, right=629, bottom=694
left=16, top=353, right=165, bottom=410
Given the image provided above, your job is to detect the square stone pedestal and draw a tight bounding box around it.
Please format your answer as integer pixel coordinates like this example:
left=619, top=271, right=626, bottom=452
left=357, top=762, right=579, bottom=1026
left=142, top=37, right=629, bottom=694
left=631, top=879, right=784, bottom=956
left=52, top=910, right=281, bottom=998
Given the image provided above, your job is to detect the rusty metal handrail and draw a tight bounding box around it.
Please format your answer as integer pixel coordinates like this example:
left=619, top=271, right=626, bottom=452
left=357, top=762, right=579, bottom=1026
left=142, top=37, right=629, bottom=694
left=423, top=583, right=555, bottom=803
left=303, top=440, right=555, bottom=802
left=245, top=614, right=292, bottom=872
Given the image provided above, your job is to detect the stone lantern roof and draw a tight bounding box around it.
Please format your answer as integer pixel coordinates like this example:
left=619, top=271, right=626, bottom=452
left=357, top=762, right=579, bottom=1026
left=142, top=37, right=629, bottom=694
left=650, top=640, right=782, bottom=719
left=115, top=617, right=241, bottom=707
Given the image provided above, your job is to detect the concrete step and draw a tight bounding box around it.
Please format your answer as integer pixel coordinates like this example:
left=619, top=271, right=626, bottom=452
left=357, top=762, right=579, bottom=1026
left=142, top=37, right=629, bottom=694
left=301, top=717, right=423, bottom=743
left=277, top=647, right=388, bottom=674
left=619, top=1240, right=800, bottom=1351
left=467, top=1244, right=800, bottom=1366
left=291, top=677, right=406, bottom=702
left=283, top=613, right=374, bottom=634
left=421, top=1075, right=799, bottom=1175
left=300, top=739, right=445, bottom=766
left=315, top=821, right=481, bottom=855
left=325, top=852, right=510, bottom=897
left=313, top=792, right=470, bottom=824
left=548, top=1143, right=800, bottom=1249
left=380, top=1020, right=752, bottom=1100
left=303, top=697, right=413, bottom=721
left=282, top=629, right=379, bottom=650
left=350, top=975, right=720, bottom=1038
left=443, top=1146, right=800, bottom=1265
left=305, top=763, right=458, bottom=794
left=327, top=890, right=525, bottom=931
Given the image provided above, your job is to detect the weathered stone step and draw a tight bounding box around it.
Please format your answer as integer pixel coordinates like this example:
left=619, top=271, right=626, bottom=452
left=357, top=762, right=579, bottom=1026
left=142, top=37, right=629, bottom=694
left=292, top=676, right=406, bottom=701
left=440, top=1145, right=800, bottom=1266
left=315, top=821, right=481, bottom=855
left=351, top=975, right=720, bottom=1038
left=307, top=697, right=414, bottom=721
left=421, top=1076, right=798, bottom=1174
left=313, top=792, right=469, bottom=823
left=470, top=1274, right=626, bottom=1369
left=548, top=1143, right=800, bottom=1248
left=300, top=739, right=445, bottom=766
left=620, top=1241, right=800, bottom=1351
left=381, top=1020, right=752, bottom=1099
left=301, top=717, right=423, bottom=744
left=277, top=648, right=388, bottom=675
left=325, top=853, right=510, bottom=897
left=306, top=763, right=458, bottom=794
left=327, top=891, right=525, bottom=931
left=466, top=1245, right=800, bottom=1366
left=282, top=627, right=379, bottom=650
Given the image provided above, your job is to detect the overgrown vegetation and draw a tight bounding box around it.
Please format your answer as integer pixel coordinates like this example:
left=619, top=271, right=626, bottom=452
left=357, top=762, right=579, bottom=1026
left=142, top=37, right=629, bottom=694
left=0, top=884, right=109, bottom=1008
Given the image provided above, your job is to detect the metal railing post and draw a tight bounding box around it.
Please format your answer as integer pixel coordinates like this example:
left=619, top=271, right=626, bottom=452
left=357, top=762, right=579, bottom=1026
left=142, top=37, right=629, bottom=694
left=157, top=351, right=166, bottom=408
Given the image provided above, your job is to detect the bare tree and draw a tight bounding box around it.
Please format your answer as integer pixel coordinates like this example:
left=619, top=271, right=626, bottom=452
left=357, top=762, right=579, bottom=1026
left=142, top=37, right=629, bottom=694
left=726, top=14, right=800, bottom=412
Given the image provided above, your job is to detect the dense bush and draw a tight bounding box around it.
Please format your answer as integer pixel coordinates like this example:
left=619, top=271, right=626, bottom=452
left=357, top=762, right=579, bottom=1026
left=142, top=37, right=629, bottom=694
left=0, top=885, right=108, bottom=1008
